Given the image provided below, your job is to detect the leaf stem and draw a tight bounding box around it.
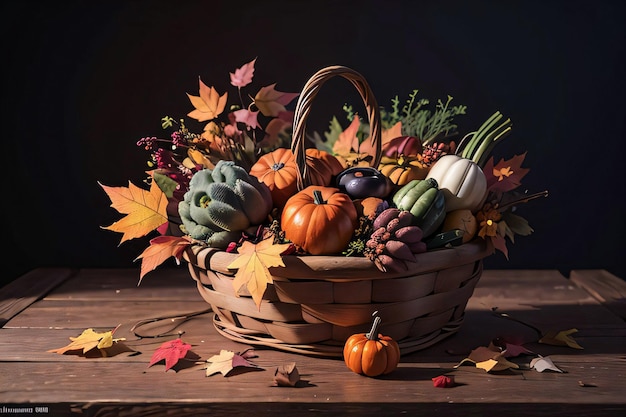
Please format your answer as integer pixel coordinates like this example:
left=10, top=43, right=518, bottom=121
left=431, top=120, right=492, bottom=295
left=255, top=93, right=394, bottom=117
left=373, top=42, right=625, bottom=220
left=491, top=307, right=542, bottom=338
left=497, top=190, right=549, bottom=212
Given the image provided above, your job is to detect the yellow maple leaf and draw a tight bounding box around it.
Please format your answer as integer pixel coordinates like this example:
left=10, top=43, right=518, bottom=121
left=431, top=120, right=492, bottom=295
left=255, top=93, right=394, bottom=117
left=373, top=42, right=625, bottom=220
left=539, top=328, right=584, bottom=349
left=100, top=180, right=168, bottom=244
left=186, top=79, right=228, bottom=122
left=228, top=238, right=291, bottom=309
left=475, top=357, right=519, bottom=372
left=47, top=328, right=124, bottom=355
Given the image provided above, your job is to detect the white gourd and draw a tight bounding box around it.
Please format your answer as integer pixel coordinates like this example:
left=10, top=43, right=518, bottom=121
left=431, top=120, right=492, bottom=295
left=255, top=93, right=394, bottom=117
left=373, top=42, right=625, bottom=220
left=426, top=154, right=487, bottom=213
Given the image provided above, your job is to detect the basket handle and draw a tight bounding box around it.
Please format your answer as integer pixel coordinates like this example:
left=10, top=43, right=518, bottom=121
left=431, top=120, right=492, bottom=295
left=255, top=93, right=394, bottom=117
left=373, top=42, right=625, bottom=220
left=291, top=65, right=382, bottom=190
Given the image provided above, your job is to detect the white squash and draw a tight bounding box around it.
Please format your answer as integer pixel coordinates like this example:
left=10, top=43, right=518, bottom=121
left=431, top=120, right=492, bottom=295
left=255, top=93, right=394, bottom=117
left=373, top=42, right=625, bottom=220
left=426, top=154, right=487, bottom=213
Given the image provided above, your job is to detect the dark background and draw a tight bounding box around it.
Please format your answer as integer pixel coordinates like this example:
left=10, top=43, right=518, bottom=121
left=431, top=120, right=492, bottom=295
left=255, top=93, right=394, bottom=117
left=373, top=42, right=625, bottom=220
left=3, top=0, right=624, bottom=287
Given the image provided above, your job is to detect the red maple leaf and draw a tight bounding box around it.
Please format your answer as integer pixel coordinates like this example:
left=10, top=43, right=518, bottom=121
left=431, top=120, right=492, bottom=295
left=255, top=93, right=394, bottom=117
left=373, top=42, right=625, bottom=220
left=148, top=338, right=193, bottom=371
left=432, top=375, right=456, bottom=388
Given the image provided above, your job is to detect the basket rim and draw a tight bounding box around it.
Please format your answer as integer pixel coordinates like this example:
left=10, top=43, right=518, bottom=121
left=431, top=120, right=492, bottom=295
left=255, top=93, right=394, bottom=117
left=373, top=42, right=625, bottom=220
left=183, top=238, right=492, bottom=281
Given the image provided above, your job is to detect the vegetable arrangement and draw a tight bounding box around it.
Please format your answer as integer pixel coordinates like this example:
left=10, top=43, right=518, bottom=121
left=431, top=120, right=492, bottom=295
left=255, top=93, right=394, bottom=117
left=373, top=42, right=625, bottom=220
left=101, top=58, right=547, bottom=289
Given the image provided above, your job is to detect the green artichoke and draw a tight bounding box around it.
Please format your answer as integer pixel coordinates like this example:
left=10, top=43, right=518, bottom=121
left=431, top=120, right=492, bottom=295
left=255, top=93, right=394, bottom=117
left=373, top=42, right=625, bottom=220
left=179, top=160, right=273, bottom=246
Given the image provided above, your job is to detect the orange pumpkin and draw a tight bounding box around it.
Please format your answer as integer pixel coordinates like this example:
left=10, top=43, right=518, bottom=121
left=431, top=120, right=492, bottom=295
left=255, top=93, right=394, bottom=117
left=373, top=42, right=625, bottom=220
left=249, top=147, right=299, bottom=210
left=305, top=148, right=345, bottom=186
left=281, top=186, right=357, bottom=255
left=343, top=314, right=400, bottom=377
left=250, top=148, right=346, bottom=209
left=378, top=155, right=430, bottom=186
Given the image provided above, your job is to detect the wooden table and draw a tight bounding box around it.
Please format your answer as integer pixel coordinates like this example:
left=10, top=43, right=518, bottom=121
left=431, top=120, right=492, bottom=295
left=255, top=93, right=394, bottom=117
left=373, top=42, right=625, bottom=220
left=1, top=267, right=625, bottom=416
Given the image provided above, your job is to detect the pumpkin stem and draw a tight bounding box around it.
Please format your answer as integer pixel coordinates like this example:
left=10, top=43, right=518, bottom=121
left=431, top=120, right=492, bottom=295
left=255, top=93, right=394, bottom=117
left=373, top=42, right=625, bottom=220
left=366, top=311, right=381, bottom=340
left=313, top=189, right=326, bottom=205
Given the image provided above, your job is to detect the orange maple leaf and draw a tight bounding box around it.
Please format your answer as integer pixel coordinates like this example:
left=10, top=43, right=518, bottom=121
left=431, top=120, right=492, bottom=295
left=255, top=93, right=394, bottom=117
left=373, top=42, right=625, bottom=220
left=135, top=236, right=193, bottom=283
left=333, top=115, right=361, bottom=156
left=100, top=180, right=169, bottom=244
left=227, top=238, right=291, bottom=309
left=187, top=78, right=228, bottom=122
left=361, top=120, right=404, bottom=156
left=254, top=84, right=299, bottom=117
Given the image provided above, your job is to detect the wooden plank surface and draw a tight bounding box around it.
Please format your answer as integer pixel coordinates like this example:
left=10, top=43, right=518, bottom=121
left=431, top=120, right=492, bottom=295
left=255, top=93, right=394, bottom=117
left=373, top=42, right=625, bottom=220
left=569, top=269, right=626, bottom=320
left=0, top=268, right=75, bottom=326
left=1, top=267, right=625, bottom=416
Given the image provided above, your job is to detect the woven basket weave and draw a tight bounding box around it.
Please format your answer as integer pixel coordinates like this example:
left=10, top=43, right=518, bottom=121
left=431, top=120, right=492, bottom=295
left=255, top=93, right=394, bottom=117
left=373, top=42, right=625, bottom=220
left=184, top=66, right=492, bottom=357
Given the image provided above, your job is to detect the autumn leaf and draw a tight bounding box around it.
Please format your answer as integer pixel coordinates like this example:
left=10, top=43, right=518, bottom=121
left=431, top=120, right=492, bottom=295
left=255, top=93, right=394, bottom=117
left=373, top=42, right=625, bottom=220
left=254, top=83, right=299, bottom=117
left=489, top=232, right=509, bottom=260
left=333, top=115, right=361, bottom=156
left=100, top=180, right=169, bottom=244
left=135, top=236, right=193, bottom=283
left=187, top=78, right=228, bottom=122
left=48, top=327, right=125, bottom=355
left=360, top=121, right=404, bottom=157
left=230, top=58, right=256, bottom=88
left=539, top=328, right=584, bottom=349
left=454, top=346, right=519, bottom=372
left=257, top=111, right=293, bottom=150
left=530, top=356, right=564, bottom=373
left=484, top=153, right=530, bottom=194
left=228, top=238, right=292, bottom=309
left=502, top=343, right=534, bottom=358
left=186, top=148, right=215, bottom=170
left=432, top=375, right=456, bottom=388
left=232, top=108, right=261, bottom=130
left=204, top=349, right=263, bottom=377
left=148, top=338, right=194, bottom=371
left=272, top=362, right=301, bottom=387
left=501, top=211, right=534, bottom=237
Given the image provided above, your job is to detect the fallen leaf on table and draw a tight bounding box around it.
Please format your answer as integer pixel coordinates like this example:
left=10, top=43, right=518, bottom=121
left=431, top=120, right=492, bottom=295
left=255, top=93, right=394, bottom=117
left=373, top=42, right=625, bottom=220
left=205, top=349, right=263, bottom=377
left=491, top=308, right=583, bottom=349
left=489, top=339, right=535, bottom=358
left=530, top=355, right=564, bottom=373
left=272, top=362, right=300, bottom=387
left=148, top=338, right=195, bottom=371
left=47, top=327, right=128, bottom=357
left=432, top=375, right=456, bottom=388
left=228, top=238, right=292, bottom=309
left=539, top=328, right=583, bottom=349
left=455, top=346, right=519, bottom=372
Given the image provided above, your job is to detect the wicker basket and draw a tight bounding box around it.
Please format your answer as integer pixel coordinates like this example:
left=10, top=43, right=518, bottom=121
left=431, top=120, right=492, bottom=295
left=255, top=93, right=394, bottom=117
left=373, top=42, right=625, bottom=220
left=184, top=66, right=492, bottom=357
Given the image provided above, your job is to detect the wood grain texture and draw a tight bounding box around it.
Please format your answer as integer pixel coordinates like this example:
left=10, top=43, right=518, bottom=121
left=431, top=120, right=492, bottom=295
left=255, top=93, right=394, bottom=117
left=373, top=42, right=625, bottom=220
left=0, top=267, right=75, bottom=327
left=1, top=267, right=625, bottom=416
left=569, top=269, right=626, bottom=320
